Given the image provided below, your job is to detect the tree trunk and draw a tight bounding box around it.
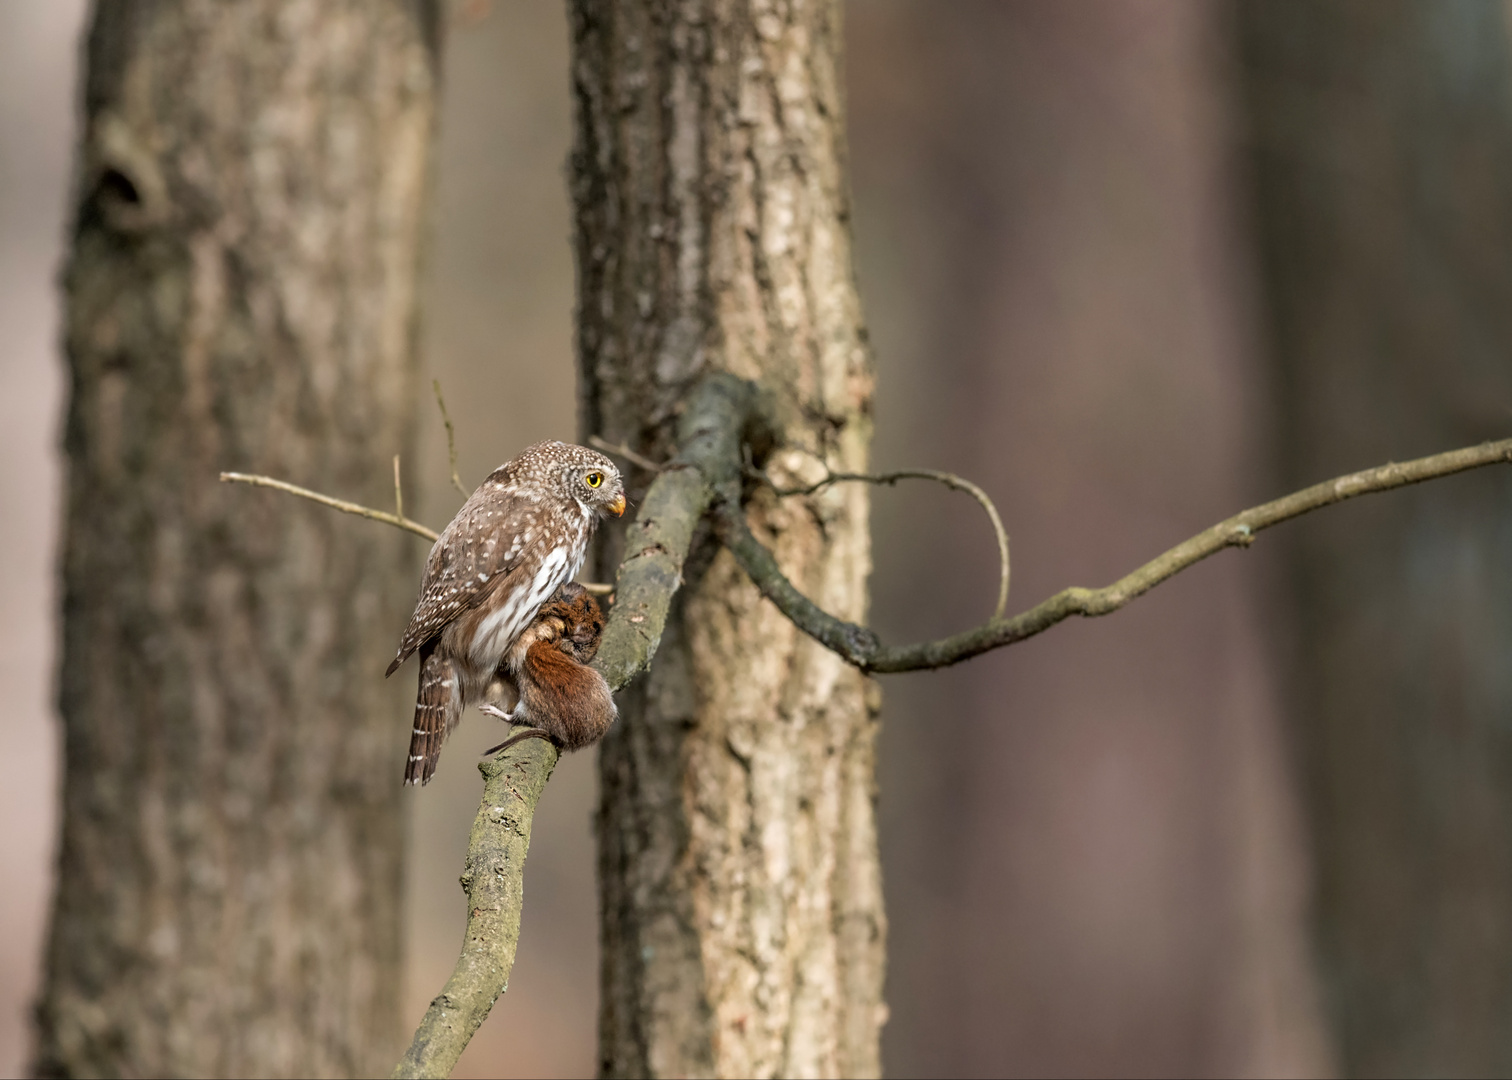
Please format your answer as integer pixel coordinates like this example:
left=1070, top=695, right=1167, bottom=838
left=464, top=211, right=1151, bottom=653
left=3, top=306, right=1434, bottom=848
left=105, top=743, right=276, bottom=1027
left=569, top=2, right=884, bottom=1076
left=1239, top=2, right=1512, bottom=1074
left=35, top=2, right=437, bottom=1076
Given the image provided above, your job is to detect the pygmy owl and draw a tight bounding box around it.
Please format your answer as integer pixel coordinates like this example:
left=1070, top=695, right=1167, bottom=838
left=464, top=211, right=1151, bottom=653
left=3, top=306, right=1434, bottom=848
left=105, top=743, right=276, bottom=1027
left=478, top=582, right=617, bottom=756
left=385, top=441, right=625, bottom=785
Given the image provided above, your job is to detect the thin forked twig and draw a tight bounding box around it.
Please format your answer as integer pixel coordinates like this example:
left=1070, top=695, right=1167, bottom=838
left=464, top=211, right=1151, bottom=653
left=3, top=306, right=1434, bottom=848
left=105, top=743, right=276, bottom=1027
left=589, top=434, right=665, bottom=474
left=767, top=466, right=1011, bottom=621
left=433, top=378, right=468, bottom=496
left=220, top=472, right=440, bottom=541
left=393, top=454, right=404, bottom=522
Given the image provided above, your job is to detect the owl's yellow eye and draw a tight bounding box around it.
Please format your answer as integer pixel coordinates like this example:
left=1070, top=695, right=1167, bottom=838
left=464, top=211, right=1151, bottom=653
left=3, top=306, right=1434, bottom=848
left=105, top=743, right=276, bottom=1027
left=585, top=471, right=604, bottom=488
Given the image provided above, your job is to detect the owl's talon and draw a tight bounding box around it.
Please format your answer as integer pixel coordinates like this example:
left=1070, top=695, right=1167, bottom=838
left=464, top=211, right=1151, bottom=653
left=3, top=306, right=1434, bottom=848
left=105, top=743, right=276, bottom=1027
left=483, top=727, right=556, bottom=757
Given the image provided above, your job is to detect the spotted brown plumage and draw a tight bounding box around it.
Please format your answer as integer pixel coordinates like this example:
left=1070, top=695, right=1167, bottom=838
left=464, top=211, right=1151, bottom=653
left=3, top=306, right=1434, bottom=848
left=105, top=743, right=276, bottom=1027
left=386, top=441, right=625, bottom=785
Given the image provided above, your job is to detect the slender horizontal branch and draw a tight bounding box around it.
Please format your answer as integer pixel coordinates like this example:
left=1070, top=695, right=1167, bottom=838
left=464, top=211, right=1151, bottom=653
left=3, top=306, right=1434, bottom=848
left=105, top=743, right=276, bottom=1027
left=721, top=437, right=1512, bottom=673
left=391, top=738, right=559, bottom=1079
left=220, top=471, right=440, bottom=541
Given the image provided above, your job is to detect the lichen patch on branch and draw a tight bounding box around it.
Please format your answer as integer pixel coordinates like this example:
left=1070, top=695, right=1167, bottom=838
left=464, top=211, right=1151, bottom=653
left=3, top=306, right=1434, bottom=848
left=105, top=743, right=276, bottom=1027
left=390, top=739, right=558, bottom=1079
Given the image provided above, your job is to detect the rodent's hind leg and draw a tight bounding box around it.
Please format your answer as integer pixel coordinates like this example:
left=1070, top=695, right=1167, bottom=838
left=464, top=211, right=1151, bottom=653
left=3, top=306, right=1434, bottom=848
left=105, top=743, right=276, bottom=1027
left=478, top=702, right=517, bottom=723
left=482, top=727, right=556, bottom=757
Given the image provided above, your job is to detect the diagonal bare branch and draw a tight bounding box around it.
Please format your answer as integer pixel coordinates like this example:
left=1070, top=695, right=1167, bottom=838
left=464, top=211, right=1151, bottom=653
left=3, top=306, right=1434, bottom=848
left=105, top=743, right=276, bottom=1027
left=432, top=378, right=468, bottom=496
left=220, top=471, right=440, bottom=541
left=390, top=738, right=559, bottom=1079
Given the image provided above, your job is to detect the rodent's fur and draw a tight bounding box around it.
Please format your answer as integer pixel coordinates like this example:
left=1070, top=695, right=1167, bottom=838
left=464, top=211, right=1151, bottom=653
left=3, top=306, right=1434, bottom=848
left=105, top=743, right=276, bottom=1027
left=497, top=582, right=616, bottom=750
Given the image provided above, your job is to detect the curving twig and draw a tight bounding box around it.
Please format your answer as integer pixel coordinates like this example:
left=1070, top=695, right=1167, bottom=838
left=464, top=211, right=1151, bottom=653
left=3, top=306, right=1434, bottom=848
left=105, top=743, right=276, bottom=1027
left=220, top=471, right=440, bottom=541
left=762, top=466, right=1011, bottom=620
left=720, top=437, right=1512, bottom=673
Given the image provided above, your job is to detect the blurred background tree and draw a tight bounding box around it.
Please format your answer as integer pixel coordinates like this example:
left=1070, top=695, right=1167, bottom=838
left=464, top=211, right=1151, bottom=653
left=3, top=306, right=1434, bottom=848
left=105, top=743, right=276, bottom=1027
left=1240, top=2, right=1512, bottom=1074
left=28, top=1, right=436, bottom=1075
left=3, top=1, right=1512, bottom=1078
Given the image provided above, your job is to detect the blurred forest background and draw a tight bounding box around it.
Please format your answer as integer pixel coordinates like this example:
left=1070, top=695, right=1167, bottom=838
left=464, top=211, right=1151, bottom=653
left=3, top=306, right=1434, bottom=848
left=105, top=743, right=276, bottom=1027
left=5, top=1, right=1512, bottom=1076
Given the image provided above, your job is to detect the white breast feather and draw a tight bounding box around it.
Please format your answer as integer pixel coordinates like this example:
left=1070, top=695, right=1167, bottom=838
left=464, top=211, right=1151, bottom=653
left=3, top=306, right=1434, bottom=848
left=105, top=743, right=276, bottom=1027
left=469, top=546, right=571, bottom=668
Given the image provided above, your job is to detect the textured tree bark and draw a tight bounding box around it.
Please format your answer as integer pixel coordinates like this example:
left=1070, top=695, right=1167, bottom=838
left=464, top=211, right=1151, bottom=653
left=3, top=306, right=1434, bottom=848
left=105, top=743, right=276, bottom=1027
left=569, top=2, right=884, bottom=1076
left=1239, top=2, right=1512, bottom=1074
left=35, top=2, right=437, bottom=1076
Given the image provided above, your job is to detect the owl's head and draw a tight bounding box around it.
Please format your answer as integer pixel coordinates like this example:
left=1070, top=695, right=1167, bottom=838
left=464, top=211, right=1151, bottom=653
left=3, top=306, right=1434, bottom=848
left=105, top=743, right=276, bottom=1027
left=518, top=441, right=626, bottom=519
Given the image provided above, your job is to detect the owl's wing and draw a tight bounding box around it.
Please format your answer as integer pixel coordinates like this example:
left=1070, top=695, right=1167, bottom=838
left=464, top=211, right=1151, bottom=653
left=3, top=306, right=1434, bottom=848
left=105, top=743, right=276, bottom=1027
left=385, top=481, right=538, bottom=675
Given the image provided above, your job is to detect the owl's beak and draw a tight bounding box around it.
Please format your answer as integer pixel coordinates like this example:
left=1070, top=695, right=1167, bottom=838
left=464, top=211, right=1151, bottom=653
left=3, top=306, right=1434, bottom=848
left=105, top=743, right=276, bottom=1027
left=608, top=492, right=627, bottom=517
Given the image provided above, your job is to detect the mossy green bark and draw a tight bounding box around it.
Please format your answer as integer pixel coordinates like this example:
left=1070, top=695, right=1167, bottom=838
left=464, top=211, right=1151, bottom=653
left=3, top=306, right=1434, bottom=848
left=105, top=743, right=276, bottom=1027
left=592, top=373, right=753, bottom=693
left=392, top=738, right=560, bottom=1079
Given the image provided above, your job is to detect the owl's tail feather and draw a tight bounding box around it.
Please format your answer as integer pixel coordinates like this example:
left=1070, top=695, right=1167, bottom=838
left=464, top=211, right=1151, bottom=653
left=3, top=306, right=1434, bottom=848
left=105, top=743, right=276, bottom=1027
left=407, top=650, right=462, bottom=786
